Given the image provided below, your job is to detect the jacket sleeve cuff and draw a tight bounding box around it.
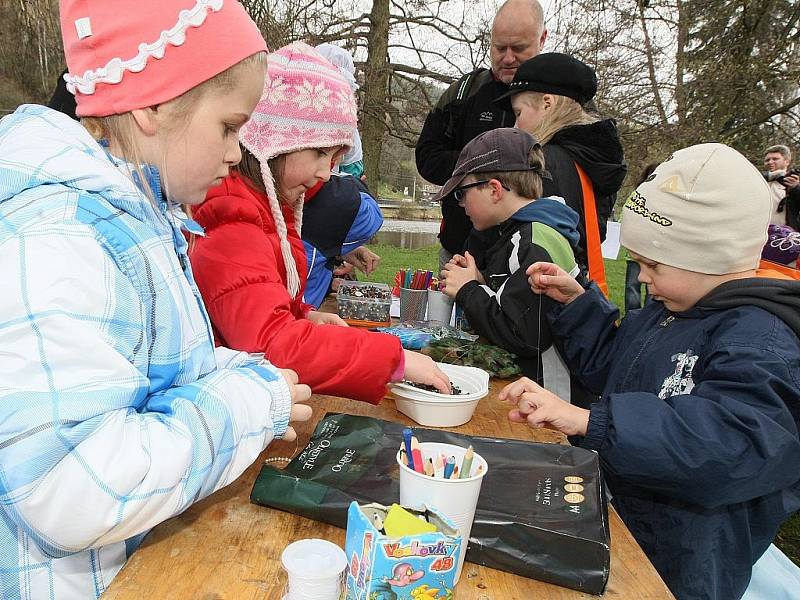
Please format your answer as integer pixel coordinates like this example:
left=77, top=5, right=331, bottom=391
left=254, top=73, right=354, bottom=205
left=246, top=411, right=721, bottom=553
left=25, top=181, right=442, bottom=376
left=455, top=279, right=480, bottom=306
left=549, top=283, right=613, bottom=333
left=246, top=362, right=292, bottom=438
left=389, top=349, right=405, bottom=382
left=581, top=401, right=610, bottom=451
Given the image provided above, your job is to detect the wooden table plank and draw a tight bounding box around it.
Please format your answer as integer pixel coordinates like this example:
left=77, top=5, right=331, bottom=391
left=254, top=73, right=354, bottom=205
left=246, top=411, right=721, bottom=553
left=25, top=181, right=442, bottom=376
left=104, top=378, right=674, bottom=599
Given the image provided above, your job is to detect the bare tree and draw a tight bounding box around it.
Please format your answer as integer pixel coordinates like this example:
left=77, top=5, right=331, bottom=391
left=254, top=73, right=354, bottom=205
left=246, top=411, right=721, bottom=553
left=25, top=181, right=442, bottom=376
left=0, top=0, right=62, bottom=107
left=546, top=0, right=799, bottom=192
left=361, top=0, right=391, bottom=191
left=241, top=0, right=493, bottom=192
left=6, top=0, right=796, bottom=198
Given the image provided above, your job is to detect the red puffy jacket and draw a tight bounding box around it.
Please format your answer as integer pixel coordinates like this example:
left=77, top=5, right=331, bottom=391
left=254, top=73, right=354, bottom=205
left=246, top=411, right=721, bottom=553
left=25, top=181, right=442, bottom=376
left=190, top=172, right=401, bottom=403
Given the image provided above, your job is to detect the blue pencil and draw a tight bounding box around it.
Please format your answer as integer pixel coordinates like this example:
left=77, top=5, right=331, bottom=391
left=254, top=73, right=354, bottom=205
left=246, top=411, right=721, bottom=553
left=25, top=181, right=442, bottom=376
left=443, top=455, right=456, bottom=479
left=402, top=428, right=415, bottom=471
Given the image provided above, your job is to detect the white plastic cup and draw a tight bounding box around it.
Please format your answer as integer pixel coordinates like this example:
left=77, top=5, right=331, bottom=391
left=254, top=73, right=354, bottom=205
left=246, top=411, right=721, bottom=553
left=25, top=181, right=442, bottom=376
left=397, top=442, right=488, bottom=583
left=427, top=289, right=454, bottom=324
left=281, top=538, right=347, bottom=600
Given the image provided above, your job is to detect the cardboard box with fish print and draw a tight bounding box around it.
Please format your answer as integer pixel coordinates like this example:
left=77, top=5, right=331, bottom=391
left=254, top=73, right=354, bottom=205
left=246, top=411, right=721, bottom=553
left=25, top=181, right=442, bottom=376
left=345, top=501, right=460, bottom=600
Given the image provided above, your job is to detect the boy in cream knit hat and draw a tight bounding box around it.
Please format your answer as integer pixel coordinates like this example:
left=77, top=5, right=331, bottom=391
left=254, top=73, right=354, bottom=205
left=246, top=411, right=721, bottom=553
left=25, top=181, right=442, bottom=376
left=500, top=143, right=800, bottom=600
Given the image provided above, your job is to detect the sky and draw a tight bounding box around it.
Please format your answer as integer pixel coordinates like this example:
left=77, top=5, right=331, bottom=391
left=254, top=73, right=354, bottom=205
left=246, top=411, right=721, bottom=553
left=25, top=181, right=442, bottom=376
left=336, top=0, right=551, bottom=79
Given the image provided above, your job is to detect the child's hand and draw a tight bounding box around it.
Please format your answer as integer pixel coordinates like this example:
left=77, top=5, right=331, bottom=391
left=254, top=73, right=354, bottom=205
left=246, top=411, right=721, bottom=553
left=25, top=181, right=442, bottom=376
left=279, top=369, right=313, bottom=442
left=332, top=261, right=355, bottom=277
left=441, top=251, right=481, bottom=297
left=307, top=311, right=349, bottom=327
left=344, top=247, right=380, bottom=274
left=448, top=253, right=469, bottom=268
left=402, top=350, right=452, bottom=394
left=499, top=377, right=590, bottom=436
left=526, top=262, right=584, bottom=304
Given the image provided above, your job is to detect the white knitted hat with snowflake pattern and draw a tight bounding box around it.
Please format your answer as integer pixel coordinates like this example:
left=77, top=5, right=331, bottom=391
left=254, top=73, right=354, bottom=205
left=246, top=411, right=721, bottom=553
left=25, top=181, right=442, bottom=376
left=240, top=41, right=357, bottom=298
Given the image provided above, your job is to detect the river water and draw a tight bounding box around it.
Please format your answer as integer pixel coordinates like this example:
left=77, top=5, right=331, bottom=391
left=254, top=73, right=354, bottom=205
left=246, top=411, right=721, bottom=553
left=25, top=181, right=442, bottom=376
left=375, top=218, right=440, bottom=248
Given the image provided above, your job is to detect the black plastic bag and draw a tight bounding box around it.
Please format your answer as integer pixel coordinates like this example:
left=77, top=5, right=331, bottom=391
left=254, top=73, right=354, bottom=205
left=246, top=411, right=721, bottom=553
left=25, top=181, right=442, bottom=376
left=251, top=413, right=609, bottom=594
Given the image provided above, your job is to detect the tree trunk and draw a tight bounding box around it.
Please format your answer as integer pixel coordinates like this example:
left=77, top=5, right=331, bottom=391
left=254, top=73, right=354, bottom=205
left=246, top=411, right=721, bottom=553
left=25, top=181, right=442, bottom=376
left=637, top=2, right=668, bottom=127
left=362, top=0, right=390, bottom=194
left=674, top=0, right=687, bottom=130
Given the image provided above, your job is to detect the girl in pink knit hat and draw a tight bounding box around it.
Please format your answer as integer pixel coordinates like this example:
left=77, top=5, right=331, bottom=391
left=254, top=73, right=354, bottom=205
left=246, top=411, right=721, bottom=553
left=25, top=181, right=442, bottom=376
left=0, top=2, right=312, bottom=596
left=190, top=42, right=451, bottom=403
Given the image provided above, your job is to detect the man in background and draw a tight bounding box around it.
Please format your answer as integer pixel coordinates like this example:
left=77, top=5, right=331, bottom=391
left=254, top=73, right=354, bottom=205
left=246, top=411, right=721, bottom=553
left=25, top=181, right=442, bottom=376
left=763, top=144, right=799, bottom=230
left=415, top=0, right=547, bottom=269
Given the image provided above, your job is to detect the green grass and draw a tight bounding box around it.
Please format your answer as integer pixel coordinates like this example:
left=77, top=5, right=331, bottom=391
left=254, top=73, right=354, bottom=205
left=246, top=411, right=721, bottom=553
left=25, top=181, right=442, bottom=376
left=367, top=242, right=439, bottom=287
left=367, top=242, right=630, bottom=312
left=365, top=242, right=800, bottom=566
left=777, top=514, right=800, bottom=566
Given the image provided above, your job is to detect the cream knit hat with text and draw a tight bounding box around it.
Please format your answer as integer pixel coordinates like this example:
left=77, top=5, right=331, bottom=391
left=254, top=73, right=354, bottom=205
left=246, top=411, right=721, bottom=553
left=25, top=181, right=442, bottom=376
left=620, top=143, right=772, bottom=275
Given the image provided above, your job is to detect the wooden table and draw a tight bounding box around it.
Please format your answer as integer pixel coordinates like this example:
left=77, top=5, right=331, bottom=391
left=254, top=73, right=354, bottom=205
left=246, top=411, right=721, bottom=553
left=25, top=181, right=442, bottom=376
left=104, top=378, right=674, bottom=600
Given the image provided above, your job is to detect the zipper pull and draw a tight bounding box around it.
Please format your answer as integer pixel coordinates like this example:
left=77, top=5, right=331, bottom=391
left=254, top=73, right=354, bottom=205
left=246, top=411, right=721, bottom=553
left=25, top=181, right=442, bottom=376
left=660, top=315, right=675, bottom=327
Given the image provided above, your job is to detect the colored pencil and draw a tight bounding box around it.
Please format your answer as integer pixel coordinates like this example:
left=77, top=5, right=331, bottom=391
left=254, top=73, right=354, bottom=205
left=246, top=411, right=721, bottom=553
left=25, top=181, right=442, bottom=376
left=410, top=436, right=425, bottom=474
left=443, top=455, right=456, bottom=479
left=434, top=454, right=445, bottom=479
left=459, top=445, right=474, bottom=479
left=402, top=428, right=415, bottom=471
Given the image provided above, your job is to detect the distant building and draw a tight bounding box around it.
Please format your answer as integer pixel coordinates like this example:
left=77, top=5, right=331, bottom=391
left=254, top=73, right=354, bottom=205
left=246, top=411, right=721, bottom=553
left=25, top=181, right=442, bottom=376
left=420, top=182, right=440, bottom=204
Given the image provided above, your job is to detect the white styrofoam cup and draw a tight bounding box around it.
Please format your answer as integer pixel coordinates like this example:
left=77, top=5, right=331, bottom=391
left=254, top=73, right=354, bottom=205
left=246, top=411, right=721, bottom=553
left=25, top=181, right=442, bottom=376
left=397, top=442, right=488, bottom=583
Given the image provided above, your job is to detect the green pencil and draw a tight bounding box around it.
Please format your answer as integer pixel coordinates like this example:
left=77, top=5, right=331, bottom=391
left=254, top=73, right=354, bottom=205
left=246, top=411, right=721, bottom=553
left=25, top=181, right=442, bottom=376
left=459, top=445, right=474, bottom=479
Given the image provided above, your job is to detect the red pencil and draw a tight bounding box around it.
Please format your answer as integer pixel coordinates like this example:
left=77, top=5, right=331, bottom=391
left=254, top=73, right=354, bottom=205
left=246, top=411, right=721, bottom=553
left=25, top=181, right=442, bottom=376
left=410, top=436, right=425, bottom=474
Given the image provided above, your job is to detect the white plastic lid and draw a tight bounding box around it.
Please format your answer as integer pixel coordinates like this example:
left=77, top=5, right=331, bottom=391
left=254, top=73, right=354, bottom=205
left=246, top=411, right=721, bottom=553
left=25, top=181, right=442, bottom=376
left=281, top=538, right=347, bottom=580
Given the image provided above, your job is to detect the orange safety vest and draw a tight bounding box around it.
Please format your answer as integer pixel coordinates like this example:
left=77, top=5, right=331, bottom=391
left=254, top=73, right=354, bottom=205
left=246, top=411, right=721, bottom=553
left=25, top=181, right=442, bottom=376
left=758, top=259, right=800, bottom=280
left=574, top=163, right=609, bottom=296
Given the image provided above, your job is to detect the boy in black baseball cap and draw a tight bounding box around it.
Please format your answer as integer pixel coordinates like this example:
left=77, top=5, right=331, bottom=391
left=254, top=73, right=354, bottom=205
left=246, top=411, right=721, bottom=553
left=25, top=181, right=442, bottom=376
left=437, top=127, right=591, bottom=403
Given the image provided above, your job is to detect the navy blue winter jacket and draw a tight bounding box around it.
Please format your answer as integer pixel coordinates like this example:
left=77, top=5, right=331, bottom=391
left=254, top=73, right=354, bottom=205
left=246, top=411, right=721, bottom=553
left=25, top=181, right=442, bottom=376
left=550, top=278, right=800, bottom=600
left=302, top=174, right=383, bottom=308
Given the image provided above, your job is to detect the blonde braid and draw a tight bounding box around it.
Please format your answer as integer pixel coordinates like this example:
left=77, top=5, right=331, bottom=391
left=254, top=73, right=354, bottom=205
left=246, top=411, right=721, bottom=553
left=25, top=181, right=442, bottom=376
left=260, top=162, right=301, bottom=299
left=293, top=194, right=304, bottom=238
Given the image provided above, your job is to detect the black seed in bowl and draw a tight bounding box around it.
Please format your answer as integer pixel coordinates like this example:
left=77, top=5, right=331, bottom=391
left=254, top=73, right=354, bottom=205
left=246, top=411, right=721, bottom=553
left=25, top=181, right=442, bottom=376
left=403, top=380, right=463, bottom=395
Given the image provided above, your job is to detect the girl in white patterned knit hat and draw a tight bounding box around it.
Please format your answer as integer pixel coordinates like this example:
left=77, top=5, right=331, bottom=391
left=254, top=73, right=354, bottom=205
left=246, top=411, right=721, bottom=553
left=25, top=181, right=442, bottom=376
left=191, top=42, right=450, bottom=403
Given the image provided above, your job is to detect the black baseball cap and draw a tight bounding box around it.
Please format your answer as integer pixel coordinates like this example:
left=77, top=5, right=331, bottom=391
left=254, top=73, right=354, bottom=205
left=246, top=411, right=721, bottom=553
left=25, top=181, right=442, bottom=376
left=494, top=52, right=597, bottom=111
left=432, top=128, right=545, bottom=202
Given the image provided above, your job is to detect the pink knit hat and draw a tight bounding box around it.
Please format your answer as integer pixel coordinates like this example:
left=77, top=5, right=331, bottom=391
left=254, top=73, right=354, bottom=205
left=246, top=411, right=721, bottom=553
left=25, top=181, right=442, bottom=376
left=59, top=0, right=267, bottom=117
left=240, top=41, right=358, bottom=298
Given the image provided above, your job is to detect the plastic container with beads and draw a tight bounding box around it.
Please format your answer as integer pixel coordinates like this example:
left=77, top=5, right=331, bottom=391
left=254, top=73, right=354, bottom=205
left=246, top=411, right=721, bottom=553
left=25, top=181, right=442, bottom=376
left=336, top=281, right=391, bottom=327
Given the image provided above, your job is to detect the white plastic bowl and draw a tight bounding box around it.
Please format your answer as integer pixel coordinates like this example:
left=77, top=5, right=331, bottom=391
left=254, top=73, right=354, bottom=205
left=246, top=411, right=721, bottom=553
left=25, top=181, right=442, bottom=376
left=389, top=362, right=490, bottom=427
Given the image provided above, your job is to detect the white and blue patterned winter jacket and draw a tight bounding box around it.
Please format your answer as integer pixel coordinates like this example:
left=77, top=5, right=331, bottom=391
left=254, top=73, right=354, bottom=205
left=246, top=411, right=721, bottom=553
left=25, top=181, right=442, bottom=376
left=0, top=105, right=292, bottom=599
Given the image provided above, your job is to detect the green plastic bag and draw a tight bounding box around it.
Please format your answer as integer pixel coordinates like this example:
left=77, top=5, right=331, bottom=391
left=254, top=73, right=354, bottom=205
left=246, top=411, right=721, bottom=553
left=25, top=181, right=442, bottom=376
left=251, top=413, right=610, bottom=594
